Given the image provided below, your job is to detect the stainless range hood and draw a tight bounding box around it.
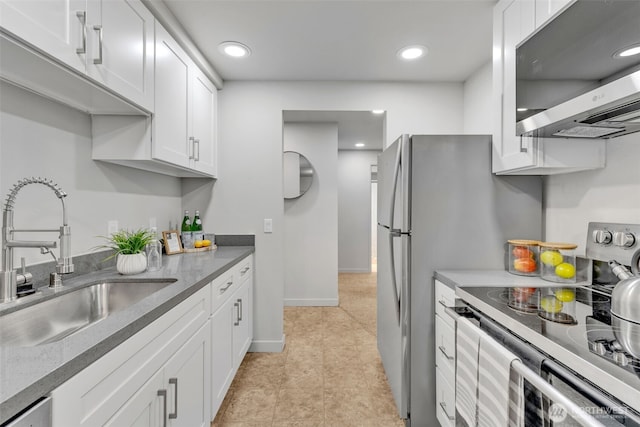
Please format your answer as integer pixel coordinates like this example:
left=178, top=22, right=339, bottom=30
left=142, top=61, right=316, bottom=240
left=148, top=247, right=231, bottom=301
left=515, top=0, right=640, bottom=139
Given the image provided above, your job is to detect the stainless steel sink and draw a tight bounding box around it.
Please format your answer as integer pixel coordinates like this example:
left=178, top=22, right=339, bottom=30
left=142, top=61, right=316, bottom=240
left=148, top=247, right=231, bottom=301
left=0, top=278, right=177, bottom=347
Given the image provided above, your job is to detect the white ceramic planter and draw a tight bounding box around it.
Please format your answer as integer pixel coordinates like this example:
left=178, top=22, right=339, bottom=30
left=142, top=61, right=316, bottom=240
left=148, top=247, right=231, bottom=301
left=116, top=253, right=147, bottom=275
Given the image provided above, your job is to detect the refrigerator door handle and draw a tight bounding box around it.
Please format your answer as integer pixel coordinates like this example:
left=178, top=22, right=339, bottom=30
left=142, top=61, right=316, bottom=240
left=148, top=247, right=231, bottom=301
left=388, top=232, right=401, bottom=325
left=388, top=139, right=402, bottom=231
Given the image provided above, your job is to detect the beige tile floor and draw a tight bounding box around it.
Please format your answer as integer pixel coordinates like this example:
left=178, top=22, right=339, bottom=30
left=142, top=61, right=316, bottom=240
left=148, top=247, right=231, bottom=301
left=212, top=272, right=405, bottom=427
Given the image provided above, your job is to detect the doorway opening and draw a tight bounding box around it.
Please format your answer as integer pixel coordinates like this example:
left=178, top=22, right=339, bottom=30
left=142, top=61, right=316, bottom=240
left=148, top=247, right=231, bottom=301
left=371, top=164, right=378, bottom=273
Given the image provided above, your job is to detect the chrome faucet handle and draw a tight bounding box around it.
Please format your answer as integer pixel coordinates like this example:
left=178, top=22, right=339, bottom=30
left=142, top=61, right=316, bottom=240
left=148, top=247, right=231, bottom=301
left=16, top=257, right=33, bottom=286
left=49, top=272, right=62, bottom=289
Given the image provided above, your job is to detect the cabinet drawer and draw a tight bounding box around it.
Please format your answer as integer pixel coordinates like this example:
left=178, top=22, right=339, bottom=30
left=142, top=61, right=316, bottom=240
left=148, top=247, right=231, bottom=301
left=212, top=271, right=236, bottom=313
left=436, top=368, right=456, bottom=427
left=236, top=256, right=253, bottom=284
left=435, top=313, right=456, bottom=372
left=435, top=280, right=456, bottom=320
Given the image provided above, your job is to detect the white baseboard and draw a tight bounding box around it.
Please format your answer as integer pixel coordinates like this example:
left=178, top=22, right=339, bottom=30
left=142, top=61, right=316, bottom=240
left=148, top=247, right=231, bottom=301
left=338, top=268, right=372, bottom=273
left=249, top=335, right=286, bottom=352
left=284, top=298, right=339, bottom=307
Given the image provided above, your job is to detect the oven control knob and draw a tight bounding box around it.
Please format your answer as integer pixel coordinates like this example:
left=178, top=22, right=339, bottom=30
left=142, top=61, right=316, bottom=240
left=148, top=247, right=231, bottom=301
left=613, top=231, right=636, bottom=248
left=613, top=351, right=630, bottom=367
left=592, top=229, right=612, bottom=245
left=592, top=341, right=607, bottom=356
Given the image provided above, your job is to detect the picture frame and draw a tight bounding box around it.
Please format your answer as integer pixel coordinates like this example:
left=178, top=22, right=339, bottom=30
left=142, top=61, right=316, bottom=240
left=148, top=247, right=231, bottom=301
left=162, top=230, right=183, bottom=255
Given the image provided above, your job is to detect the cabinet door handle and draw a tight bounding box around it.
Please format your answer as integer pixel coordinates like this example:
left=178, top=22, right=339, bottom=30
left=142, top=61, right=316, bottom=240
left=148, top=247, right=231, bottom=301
left=439, top=401, right=455, bottom=421
left=234, top=302, right=240, bottom=326
left=168, top=378, right=178, bottom=419
left=76, top=11, right=86, bottom=54
left=238, top=298, right=243, bottom=321
left=157, top=389, right=167, bottom=427
left=220, top=280, right=233, bottom=294
left=438, top=345, right=454, bottom=361
left=519, top=135, right=528, bottom=153
left=241, top=266, right=250, bottom=274
left=188, top=136, right=195, bottom=159
left=194, top=139, right=200, bottom=161
left=93, top=25, right=103, bottom=64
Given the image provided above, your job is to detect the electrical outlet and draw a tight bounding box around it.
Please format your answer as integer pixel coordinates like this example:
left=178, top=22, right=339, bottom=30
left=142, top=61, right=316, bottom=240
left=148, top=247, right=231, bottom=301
left=108, top=220, right=119, bottom=235
left=264, top=218, right=273, bottom=233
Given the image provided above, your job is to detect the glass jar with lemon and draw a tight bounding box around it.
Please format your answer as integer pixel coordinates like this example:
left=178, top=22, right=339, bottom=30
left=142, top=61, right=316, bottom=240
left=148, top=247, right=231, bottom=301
left=539, top=242, right=577, bottom=283
left=538, top=287, right=577, bottom=324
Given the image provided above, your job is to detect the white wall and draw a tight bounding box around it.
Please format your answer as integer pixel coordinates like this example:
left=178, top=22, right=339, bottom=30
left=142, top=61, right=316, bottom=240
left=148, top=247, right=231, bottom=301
left=462, top=62, right=640, bottom=253
left=283, top=122, right=338, bottom=305
left=0, top=82, right=182, bottom=266
left=189, top=81, right=464, bottom=351
left=338, top=150, right=380, bottom=273
left=544, top=134, right=640, bottom=252
left=463, top=61, right=493, bottom=134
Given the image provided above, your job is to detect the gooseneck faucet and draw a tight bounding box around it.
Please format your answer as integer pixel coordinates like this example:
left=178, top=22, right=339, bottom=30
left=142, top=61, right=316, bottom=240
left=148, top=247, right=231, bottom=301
left=0, top=177, right=74, bottom=303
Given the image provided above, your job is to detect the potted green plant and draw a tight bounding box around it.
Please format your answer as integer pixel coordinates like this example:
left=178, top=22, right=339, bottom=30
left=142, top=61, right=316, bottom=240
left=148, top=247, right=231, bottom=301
left=97, top=228, right=155, bottom=275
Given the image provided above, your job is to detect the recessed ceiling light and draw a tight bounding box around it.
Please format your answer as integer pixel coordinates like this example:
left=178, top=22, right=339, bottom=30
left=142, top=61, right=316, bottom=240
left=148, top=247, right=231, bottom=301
left=355, top=143, right=365, bottom=148
left=372, top=110, right=385, bottom=115
left=219, top=41, right=251, bottom=58
left=614, top=44, right=640, bottom=58
left=397, top=45, right=427, bottom=61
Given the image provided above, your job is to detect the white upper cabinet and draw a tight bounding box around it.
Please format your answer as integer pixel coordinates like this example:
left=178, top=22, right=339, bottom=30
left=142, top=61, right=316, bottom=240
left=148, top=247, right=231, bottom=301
left=190, top=67, right=218, bottom=176
left=152, top=22, right=217, bottom=176
left=492, top=0, right=605, bottom=175
left=152, top=22, right=192, bottom=170
left=85, top=0, right=155, bottom=112
left=0, top=0, right=153, bottom=113
left=535, top=0, right=573, bottom=28
left=0, top=0, right=88, bottom=73
left=92, top=21, right=218, bottom=178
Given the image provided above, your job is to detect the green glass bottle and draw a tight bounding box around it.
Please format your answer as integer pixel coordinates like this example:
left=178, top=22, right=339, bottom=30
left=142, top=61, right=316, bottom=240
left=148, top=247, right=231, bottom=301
left=181, top=210, right=192, bottom=231
left=191, top=210, right=204, bottom=241
left=181, top=210, right=193, bottom=249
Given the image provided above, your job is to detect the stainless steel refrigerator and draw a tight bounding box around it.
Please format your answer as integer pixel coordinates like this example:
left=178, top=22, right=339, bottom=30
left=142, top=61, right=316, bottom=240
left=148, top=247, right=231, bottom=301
left=377, top=134, right=542, bottom=427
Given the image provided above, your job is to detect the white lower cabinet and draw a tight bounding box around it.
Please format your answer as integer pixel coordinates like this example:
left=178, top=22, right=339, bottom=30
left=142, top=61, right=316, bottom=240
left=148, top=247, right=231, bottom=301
left=104, top=367, right=165, bottom=427
left=211, top=294, right=235, bottom=414
left=50, top=254, right=253, bottom=426
left=434, top=280, right=456, bottom=427
left=51, top=285, right=211, bottom=426
left=105, top=322, right=210, bottom=427
left=211, top=255, right=253, bottom=417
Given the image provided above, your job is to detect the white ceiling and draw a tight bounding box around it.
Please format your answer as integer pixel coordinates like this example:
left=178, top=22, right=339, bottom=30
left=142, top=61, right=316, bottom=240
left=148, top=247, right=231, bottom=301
left=162, top=0, right=496, bottom=150
left=163, top=0, right=496, bottom=83
left=283, top=110, right=385, bottom=150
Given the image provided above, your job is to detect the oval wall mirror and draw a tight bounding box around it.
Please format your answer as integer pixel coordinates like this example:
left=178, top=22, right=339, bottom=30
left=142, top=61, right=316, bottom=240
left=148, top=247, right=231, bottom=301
left=283, top=151, right=315, bottom=199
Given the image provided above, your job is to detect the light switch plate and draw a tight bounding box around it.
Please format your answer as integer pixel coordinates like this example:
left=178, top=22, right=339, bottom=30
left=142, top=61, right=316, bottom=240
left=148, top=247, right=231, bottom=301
left=264, top=218, right=273, bottom=233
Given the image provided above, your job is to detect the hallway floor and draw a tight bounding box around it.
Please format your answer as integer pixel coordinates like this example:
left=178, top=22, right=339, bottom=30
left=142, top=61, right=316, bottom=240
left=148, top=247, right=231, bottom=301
left=212, top=272, right=404, bottom=426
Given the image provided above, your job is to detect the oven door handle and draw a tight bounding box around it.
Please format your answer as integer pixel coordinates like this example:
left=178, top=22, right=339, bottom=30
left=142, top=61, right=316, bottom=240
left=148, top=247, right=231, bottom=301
left=512, top=359, right=606, bottom=427
left=448, top=304, right=607, bottom=427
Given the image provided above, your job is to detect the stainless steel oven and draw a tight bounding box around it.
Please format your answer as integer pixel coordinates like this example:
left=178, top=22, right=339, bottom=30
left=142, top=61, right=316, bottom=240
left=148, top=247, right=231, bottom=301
left=451, top=222, right=640, bottom=426
left=448, top=302, right=640, bottom=426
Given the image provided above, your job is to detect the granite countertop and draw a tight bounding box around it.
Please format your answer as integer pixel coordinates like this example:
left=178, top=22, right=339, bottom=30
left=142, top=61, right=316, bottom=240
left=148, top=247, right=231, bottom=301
left=0, top=245, right=254, bottom=424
